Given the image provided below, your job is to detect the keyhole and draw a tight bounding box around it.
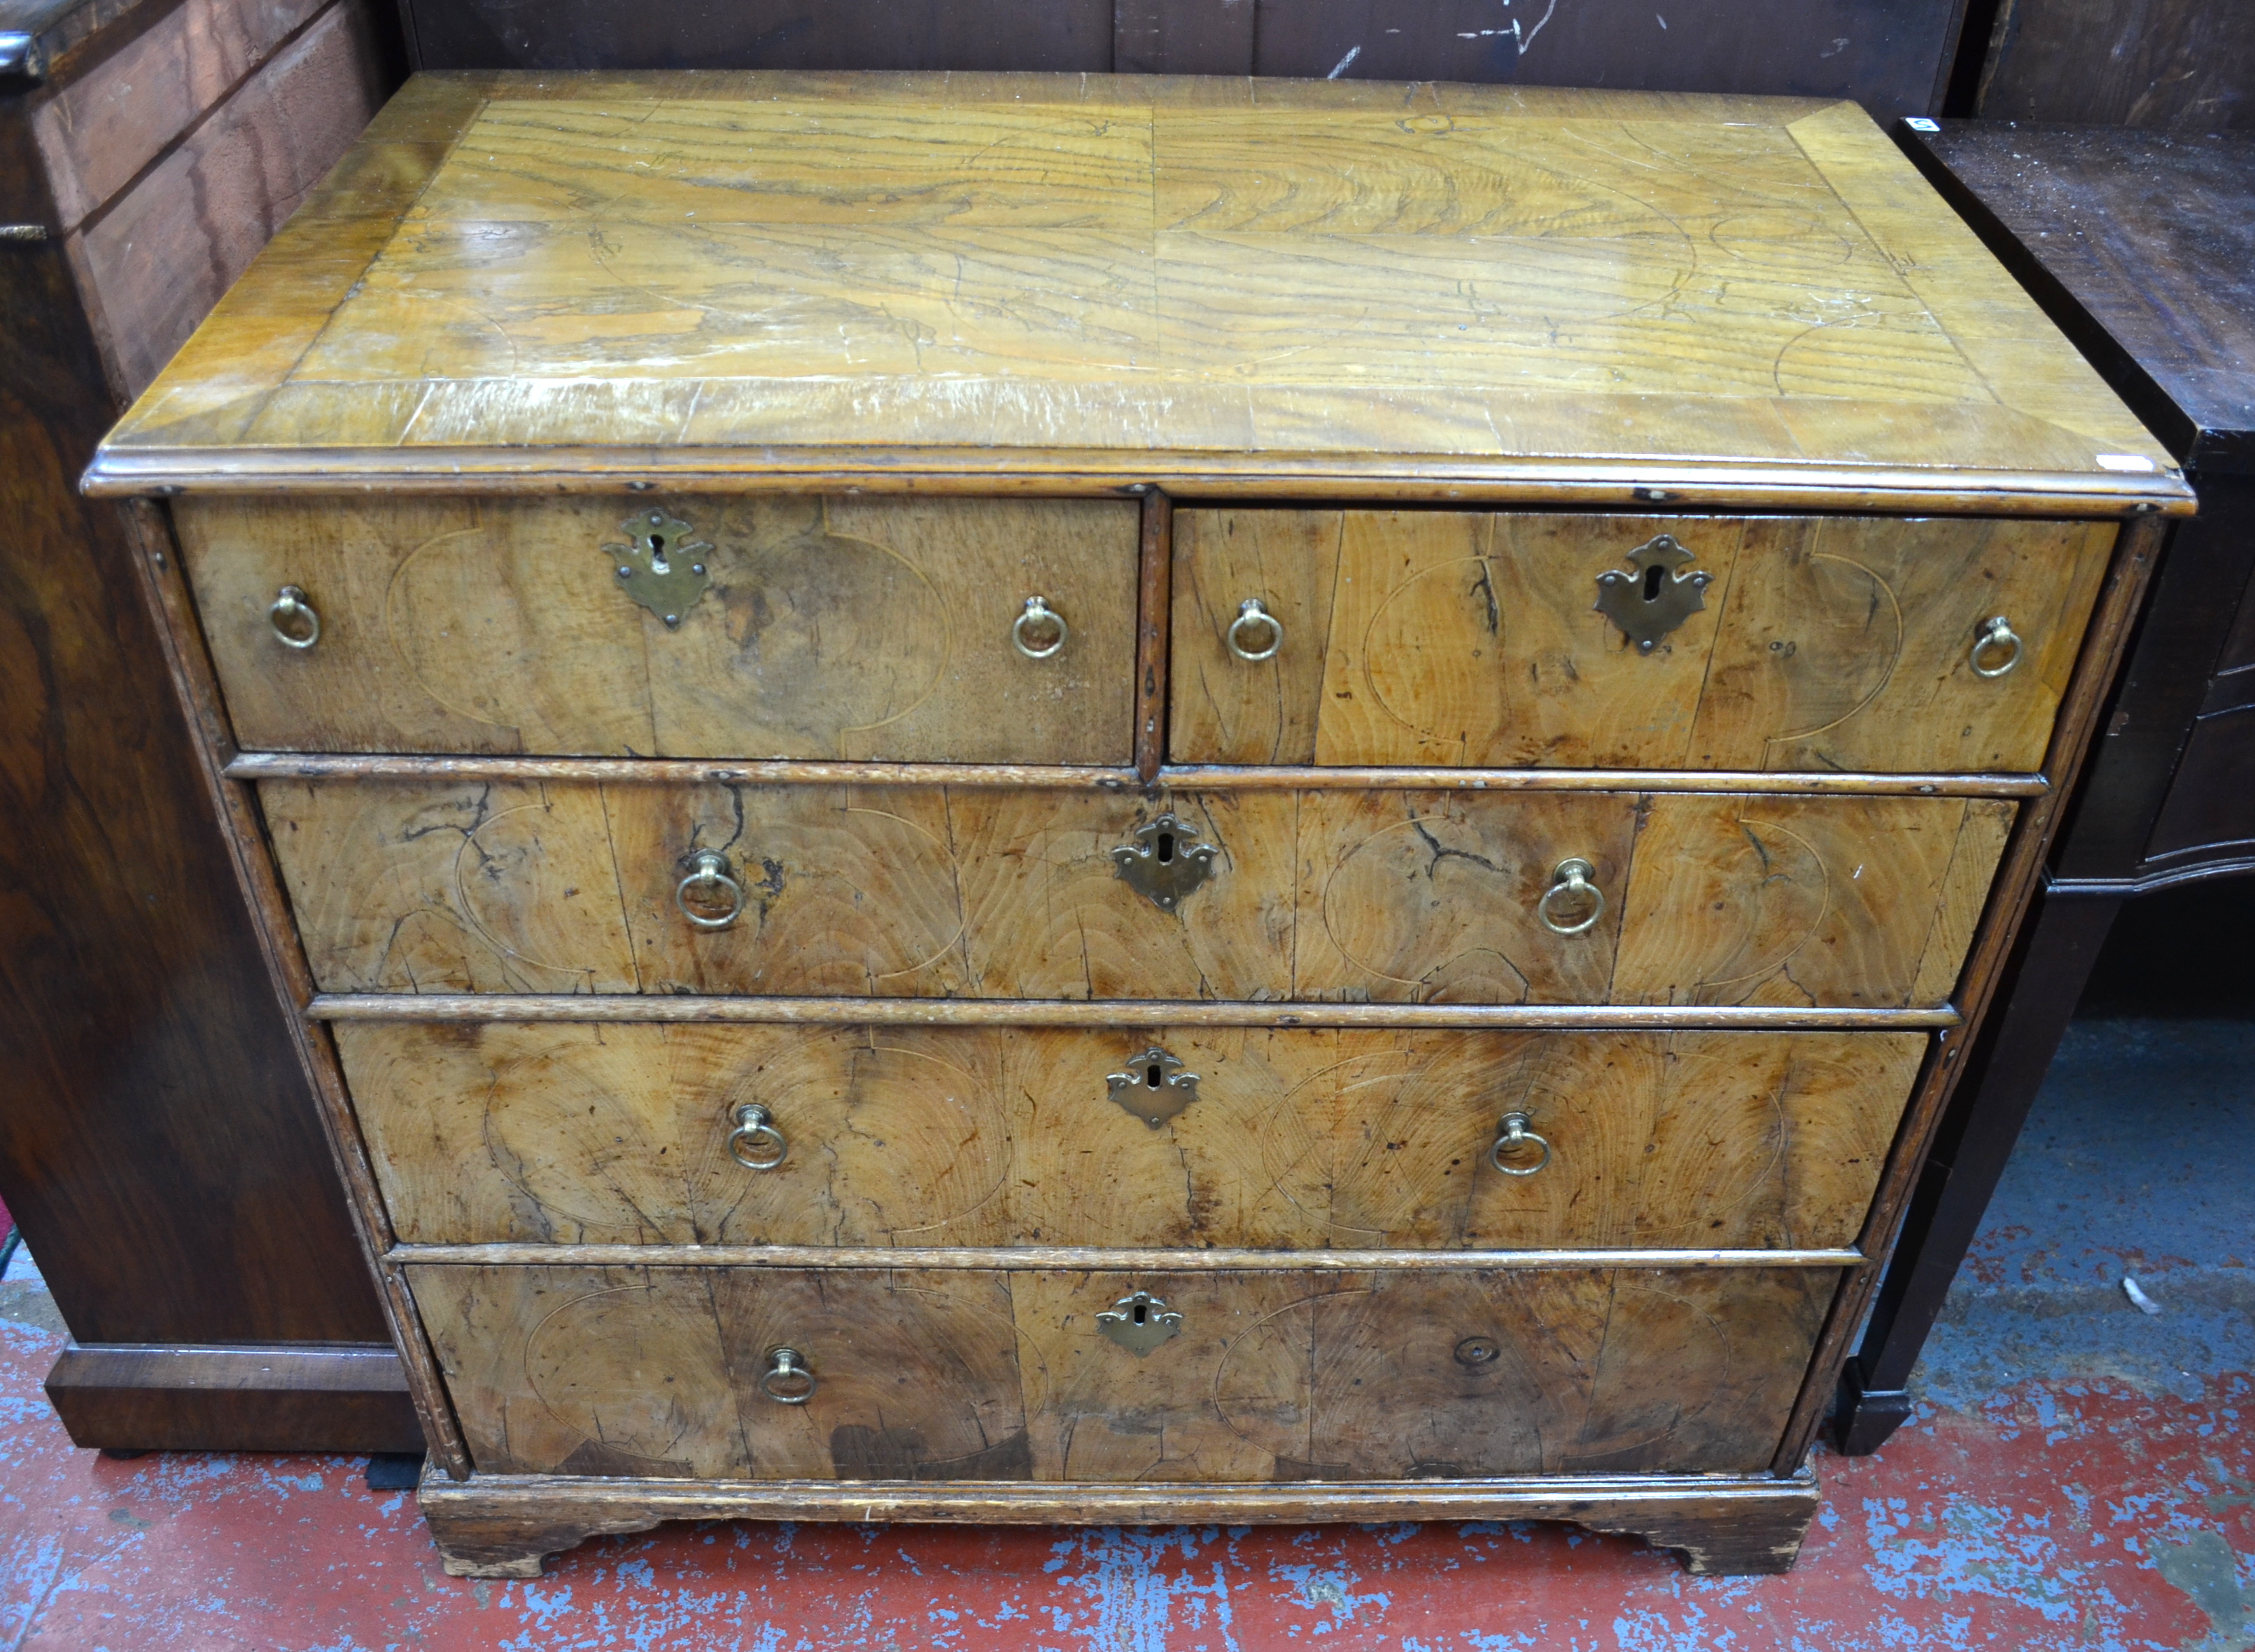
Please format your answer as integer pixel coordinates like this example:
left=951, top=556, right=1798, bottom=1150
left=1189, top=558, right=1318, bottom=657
left=1156, top=831, right=1175, bottom=863
left=1132, top=1302, right=1148, bottom=1324
left=1146, top=1063, right=1163, bottom=1088
left=1643, top=563, right=1665, bottom=601
left=647, top=532, right=670, bottom=574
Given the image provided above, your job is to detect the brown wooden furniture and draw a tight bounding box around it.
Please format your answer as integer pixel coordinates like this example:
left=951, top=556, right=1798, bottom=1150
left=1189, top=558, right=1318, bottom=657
left=86, top=71, right=2189, bottom=1576
left=0, top=0, right=421, bottom=1452
left=1968, top=0, right=2254, bottom=127
left=1837, top=122, right=2255, bottom=1453
left=395, top=0, right=1975, bottom=125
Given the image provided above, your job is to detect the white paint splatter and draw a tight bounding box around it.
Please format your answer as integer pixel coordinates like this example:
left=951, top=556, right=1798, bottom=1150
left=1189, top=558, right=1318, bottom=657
left=1327, top=45, right=1361, bottom=78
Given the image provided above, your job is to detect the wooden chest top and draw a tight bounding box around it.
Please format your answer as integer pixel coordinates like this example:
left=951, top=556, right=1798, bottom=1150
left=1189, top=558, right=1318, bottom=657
left=86, top=71, right=2186, bottom=514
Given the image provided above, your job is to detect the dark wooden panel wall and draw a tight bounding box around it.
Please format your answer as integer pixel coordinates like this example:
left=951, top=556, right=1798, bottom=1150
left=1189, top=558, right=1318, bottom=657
left=1974, top=0, right=2255, bottom=125
left=401, top=0, right=1973, bottom=122
left=1, top=0, right=421, bottom=1453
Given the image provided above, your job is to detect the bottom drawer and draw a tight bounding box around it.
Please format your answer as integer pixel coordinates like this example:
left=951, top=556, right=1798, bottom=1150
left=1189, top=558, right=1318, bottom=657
left=409, top=1264, right=1836, bottom=1483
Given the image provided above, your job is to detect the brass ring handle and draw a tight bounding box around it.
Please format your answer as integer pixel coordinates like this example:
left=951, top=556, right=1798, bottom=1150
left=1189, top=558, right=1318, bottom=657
left=1971, top=615, right=2022, bottom=679
left=1012, top=595, right=1069, bottom=661
left=1537, top=858, right=1604, bottom=936
left=727, top=1103, right=787, bottom=1170
left=1489, top=1110, right=1552, bottom=1176
left=269, top=585, right=321, bottom=649
left=1225, top=598, right=1284, bottom=662
left=759, top=1346, right=817, bottom=1405
left=675, top=849, right=744, bottom=929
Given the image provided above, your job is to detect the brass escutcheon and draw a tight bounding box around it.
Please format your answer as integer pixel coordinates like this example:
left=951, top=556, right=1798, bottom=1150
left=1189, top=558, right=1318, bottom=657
left=602, top=510, right=713, bottom=629
left=1105, top=1046, right=1200, bottom=1129
left=1110, top=813, right=1219, bottom=912
left=1096, top=1290, right=1183, bottom=1357
left=1594, top=534, right=1712, bottom=654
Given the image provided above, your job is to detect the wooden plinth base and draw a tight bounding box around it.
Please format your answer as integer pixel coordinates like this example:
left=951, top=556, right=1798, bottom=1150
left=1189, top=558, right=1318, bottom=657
left=416, top=1467, right=1821, bottom=1579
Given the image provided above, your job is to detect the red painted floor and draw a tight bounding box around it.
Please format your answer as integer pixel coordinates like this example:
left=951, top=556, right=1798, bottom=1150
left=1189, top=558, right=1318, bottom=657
left=1, top=1021, right=2248, bottom=1649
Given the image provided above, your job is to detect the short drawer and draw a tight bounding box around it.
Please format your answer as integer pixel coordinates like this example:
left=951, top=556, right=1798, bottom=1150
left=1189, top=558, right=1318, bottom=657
left=179, top=495, right=1141, bottom=763
left=345, top=1023, right=1925, bottom=1250
left=272, top=781, right=2011, bottom=1008
left=409, top=1262, right=1836, bottom=1481
left=1170, top=510, right=2114, bottom=773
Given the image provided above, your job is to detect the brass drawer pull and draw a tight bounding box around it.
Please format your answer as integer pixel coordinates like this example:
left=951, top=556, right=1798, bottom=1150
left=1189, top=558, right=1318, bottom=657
left=1225, top=598, right=1284, bottom=662
left=1012, top=595, right=1068, bottom=660
left=759, top=1346, right=817, bottom=1404
left=1971, top=615, right=2022, bottom=678
left=675, top=849, right=745, bottom=929
left=727, top=1103, right=787, bottom=1169
left=1489, top=1110, right=1552, bottom=1176
left=1537, top=858, right=1604, bottom=936
left=268, top=585, right=321, bottom=649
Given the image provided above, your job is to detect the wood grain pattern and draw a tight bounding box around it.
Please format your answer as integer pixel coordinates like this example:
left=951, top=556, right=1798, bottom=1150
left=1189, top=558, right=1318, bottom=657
left=85, top=73, right=2186, bottom=505
left=412, top=1464, right=1820, bottom=1577
left=29, top=0, right=333, bottom=231
left=408, top=1263, right=1834, bottom=1481
left=1172, top=509, right=2113, bottom=773
left=339, top=1022, right=1925, bottom=1252
left=64, top=0, right=395, bottom=398
left=181, top=495, right=1139, bottom=761
left=263, top=780, right=2010, bottom=1008
left=1975, top=0, right=2255, bottom=128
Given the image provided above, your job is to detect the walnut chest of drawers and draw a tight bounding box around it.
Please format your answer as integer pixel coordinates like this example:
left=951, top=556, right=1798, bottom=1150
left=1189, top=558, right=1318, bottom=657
left=87, top=70, right=2191, bottom=1577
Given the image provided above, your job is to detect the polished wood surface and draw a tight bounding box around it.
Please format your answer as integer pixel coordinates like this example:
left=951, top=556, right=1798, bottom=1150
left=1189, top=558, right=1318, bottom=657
left=342, top=1022, right=1924, bottom=1251
left=84, top=74, right=2186, bottom=509
left=91, top=74, right=2178, bottom=1573
left=409, top=1262, right=1833, bottom=1481
left=262, top=780, right=2011, bottom=1009
left=182, top=495, right=1141, bottom=761
left=1, top=6, right=414, bottom=1455
left=1172, top=509, right=2112, bottom=772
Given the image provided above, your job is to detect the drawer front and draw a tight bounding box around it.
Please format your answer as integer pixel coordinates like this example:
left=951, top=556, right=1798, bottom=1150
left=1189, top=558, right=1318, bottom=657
left=271, top=782, right=2011, bottom=1008
left=346, top=1023, right=1925, bottom=1250
left=411, top=1264, right=1835, bottom=1481
left=180, top=495, right=1141, bottom=763
left=1171, top=510, right=2114, bottom=773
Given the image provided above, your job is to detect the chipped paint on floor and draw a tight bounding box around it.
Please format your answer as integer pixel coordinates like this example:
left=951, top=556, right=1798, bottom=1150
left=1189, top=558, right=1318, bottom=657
left=0, top=1019, right=2247, bottom=1650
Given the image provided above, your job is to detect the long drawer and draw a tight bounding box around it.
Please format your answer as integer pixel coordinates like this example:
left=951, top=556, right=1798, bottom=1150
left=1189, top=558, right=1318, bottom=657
left=408, top=1263, right=1837, bottom=1481
left=178, top=495, right=1143, bottom=764
left=269, top=781, right=2013, bottom=1007
left=1171, top=509, right=2114, bottom=773
left=344, top=1023, right=1925, bottom=1250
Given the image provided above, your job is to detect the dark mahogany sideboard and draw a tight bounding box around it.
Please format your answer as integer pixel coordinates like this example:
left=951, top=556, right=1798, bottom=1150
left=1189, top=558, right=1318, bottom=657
left=0, top=0, right=421, bottom=1451
left=1838, top=121, right=2255, bottom=1452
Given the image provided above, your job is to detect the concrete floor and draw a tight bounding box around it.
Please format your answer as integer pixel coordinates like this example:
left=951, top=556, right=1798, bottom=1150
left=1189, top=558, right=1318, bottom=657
left=0, top=1018, right=2247, bottom=1650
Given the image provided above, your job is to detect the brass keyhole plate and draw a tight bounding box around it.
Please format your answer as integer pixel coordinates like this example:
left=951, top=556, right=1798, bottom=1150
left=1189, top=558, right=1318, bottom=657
left=1110, top=813, right=1220, bottom=912
left=1105, top=1046, right=1200, bottom=1129
left=602, top=510, right=715, bottom=630
left=1594, top=534, right=1713, bottom=654
left=1096, top=1290, right=1184, bottom=1356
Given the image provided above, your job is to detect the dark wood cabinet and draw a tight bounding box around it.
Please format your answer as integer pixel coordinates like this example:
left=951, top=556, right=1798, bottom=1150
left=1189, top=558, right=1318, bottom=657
left=397, top=0, right=1974, bottom=123
left=1839, top=122, right=2255, bottom=1453
left=0, top=0, right=421, bottom=1452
